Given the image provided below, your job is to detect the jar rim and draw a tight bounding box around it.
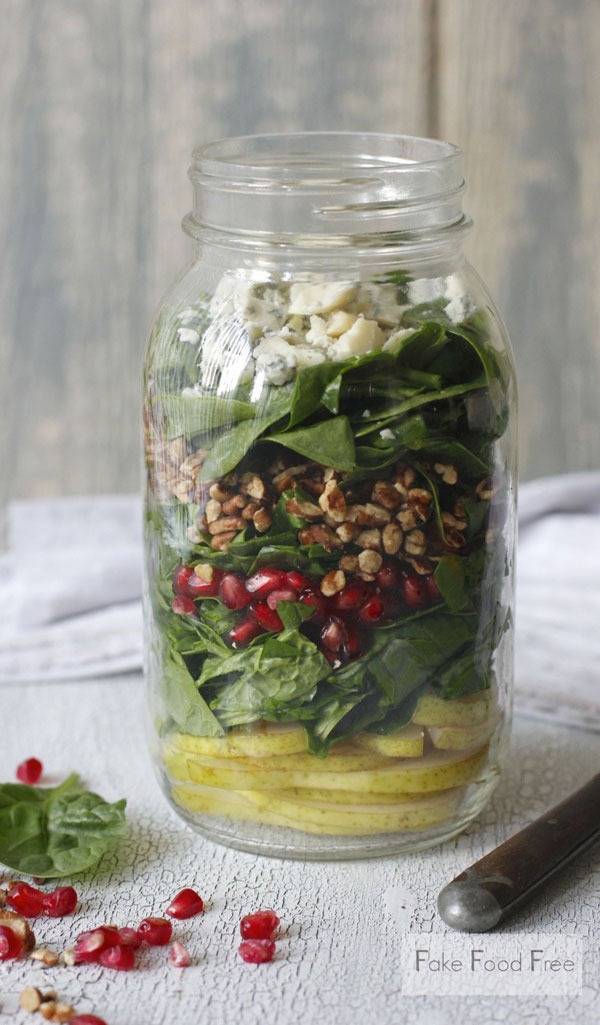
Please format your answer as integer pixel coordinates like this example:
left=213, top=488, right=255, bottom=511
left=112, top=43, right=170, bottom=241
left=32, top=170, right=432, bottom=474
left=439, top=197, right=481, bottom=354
left=191, top=132, right=462, bottom=187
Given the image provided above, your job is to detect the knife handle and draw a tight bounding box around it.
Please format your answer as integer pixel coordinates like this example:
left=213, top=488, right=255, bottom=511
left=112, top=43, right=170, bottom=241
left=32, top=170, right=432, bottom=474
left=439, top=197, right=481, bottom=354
left=437, top=772, right=600, bottom=931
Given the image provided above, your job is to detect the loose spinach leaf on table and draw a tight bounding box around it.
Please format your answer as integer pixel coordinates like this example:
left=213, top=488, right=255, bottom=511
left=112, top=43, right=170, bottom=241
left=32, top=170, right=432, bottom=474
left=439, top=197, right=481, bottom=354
left=0, top=774, right=127, bottom=878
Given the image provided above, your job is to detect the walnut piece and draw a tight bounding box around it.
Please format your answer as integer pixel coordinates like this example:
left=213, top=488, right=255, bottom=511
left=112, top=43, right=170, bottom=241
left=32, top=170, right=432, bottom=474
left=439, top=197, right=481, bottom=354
left=320, top=570, right=346, bottom=597
left=358, top=549, right=383, bottom=574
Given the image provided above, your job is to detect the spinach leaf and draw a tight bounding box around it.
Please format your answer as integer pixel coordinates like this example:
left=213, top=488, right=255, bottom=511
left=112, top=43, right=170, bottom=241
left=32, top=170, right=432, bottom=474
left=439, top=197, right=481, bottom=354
left=0, top=774, right=126, bottom=878
left=161, top=394, right=256, bottom=440
left=267, top=416, right=356, bottom=470
left=162, top=650, right=225, bottom=736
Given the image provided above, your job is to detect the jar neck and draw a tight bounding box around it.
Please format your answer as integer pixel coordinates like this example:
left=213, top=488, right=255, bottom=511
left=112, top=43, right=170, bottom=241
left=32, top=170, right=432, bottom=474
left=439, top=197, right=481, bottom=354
left=183, top=132, right=472, bottom=259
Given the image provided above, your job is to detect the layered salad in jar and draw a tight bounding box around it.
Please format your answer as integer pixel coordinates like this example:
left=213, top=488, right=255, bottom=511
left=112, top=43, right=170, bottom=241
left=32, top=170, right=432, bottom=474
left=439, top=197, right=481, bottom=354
left=144, top=268, right=513, bottom=844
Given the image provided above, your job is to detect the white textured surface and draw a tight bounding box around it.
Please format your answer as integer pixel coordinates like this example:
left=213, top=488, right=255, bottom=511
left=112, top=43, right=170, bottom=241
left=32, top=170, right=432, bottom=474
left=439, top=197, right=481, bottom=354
left=0, top=675, right=598, bottom=1024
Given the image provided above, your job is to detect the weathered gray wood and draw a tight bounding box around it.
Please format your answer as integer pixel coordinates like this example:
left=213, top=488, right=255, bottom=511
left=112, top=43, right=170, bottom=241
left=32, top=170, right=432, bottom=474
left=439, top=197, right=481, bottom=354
left=0, top=0, right=430, bottom=503
left=437, top=0, right=600, bottom=480
left=2, top=0, right=599, bottom=503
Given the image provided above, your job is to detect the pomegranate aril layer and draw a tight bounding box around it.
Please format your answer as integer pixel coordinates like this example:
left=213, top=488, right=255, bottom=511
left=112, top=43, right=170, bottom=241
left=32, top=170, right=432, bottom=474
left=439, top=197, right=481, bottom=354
left=166, top=887, right=204, bottom=920
left=219, top=573, right=251, bottom=610
left=228, top=617, right=263, bottom=648
left=0, top=925, right=22, bottom=960
left=250, top=602, right=283, bottom=632
left=245, top=567, right=286, bottom=597
left=74, top=926, right=122, bottom=964
left=117, top=927, right=142, bottom=948
left=42, top=885, right=78, bottom=917
left=169, top=940, right=191, bottom=967
left=172, top=595, right=197, bottom=616
left=266, top=586, right=298, bottom=609
left=99, top=943, right=136, bottom=971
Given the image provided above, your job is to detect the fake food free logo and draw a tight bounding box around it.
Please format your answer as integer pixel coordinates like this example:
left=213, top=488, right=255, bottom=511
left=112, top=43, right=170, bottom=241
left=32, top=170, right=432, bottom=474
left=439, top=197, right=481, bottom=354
left=400, top=934, right=582, bottom=996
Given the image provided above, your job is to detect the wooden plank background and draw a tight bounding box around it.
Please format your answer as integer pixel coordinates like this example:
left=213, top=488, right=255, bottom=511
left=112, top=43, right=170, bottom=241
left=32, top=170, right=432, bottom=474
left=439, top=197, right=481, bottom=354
left=1, top=0, right=599, bottom=509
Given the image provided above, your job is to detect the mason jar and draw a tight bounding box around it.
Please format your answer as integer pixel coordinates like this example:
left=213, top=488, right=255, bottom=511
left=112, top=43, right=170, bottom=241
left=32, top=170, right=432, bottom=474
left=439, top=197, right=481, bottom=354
left=143, top=132, right=517, bottom=859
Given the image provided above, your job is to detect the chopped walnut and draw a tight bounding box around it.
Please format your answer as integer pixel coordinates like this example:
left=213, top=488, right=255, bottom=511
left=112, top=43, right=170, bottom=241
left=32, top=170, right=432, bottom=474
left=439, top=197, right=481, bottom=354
left=371, top=481, right=403, bottom=510
left=476, top=477, right=494, bottom=500
left=347, top=503, right=391, bottom=527
left=210, top=530, right=238, bottom=551
left=209, top=482, right=230, bottom=502
left=394, top=465, right=416, bottom=490
left=20, top=987, right=43, bottom=1013
left=222, top=494, right=246, bottom=514
left=320, top=570, right=346, bottom=596
left=180, top=450, right=206, bottom=477
left=404, top=529, right=427, bottom=556
left=445, top=527, right=466, bottom=549
left=241, top=501, right=259, bottom=519
left=339, top=554, right=360, bottom=573
left=336, top=521, right=360, bottom=543
left=30, top=948, right=59, bottom=967
left=442, top=511, right=467, bottom=530
left=208, top=515, right=245, bottom=535
left=60, top=948, right=76, bottom=967
left=318, top=479, right=347, bottom=523
left=357, top=571, right=377, bottom=582
left=251, top=507, right=270, bottom=533
left=298, top=524, right=341, bottom=551
left=356, top=528, right=382, bottom=551
left=358, top=549, right=383, bottom=574
left=272, top=464, right=309, bottom=488
left=434, top=462, right=458, bottom=485
left=205, top=499, right=222, bottom=523
left=241, top=474, right=267, bottom=501
left=382, top=522, right=403, bottom=554
left=171, top=480, right=194, bottom=504
left=193, top=563, right=214, bottom=582
left=285, top=497, right=323, bottom=520
left=408, top=557, right=434, bottom=576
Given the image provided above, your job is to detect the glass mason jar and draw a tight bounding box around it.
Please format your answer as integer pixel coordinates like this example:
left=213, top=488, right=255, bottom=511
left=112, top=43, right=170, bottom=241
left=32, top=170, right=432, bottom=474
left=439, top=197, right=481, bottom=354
left=143, top=133, right=517, bottom=860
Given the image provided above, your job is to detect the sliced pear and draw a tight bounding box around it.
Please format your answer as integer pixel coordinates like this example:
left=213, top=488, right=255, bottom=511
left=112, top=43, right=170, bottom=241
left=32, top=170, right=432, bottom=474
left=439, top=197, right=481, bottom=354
left=428, top=712, right=501, bottom=751
left=412, top=689, right=493, bottom=728
left=179, top=744, right=488, bottom=794
left=169, top=722, right=307, bottom=758
left=281, top=787, right=429, bottom=805
left=170, top=783, right=464, bottom=835
left=355, top=723, right=425, bottom=758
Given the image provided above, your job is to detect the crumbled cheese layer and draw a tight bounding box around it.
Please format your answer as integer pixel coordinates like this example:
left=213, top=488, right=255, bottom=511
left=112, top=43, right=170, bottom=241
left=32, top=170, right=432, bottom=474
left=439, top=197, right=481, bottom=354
left=186, top=272, right=470, bottom=388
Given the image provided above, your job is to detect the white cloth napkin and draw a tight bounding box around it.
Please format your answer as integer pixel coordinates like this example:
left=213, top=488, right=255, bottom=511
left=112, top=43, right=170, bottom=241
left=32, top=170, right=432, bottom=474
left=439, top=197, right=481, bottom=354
left=0, top=477, right=598, bottom=733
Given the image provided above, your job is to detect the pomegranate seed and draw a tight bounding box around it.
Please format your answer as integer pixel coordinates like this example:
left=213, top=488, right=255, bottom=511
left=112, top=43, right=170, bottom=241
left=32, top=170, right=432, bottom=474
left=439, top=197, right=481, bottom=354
left=376, top=562, right=402, bottom=590
left=238, top=938, right=276, bottom=964
left=249, top=602, right=283, bottom=632
left=402, top=574, right=428, bottom=609
left=332, top=581, right=371, bottom=611
left=166, top=887, right=204, bottom=920
left=0, top=925, right=22, bottom=960
left=137, top=916, right=173, bottom=946
left=16, top=757, right=43, bottom=785
left=285, top=570, right=312, bottom=591
left=245, top=567, right=286, bottom=598
left=187, top=572, right=220, bottom=598
left=42, top=885, right=78, bottom=917
left=426, top=574, right=442, bottom=601
left=99, top=943, right=136, bottom=971
left=6, top=882, right=46, bottom=917
left=172, top=564, right=194, bottom=594
left=169, top=940, right=191, bottom=967
left=344, top=625, right=364, bottom=658
left=266, top=586, right=298, bottom=609
left=228, top=616, right=264, bottom=648
left=117, top=927, right=142, bottom=949
left=219, top=573, right=251, bottom=610
left=358, top=595, right=386, bottom=624
left=74, top=926, right=121, bottom=964
left=172, top=594, right=197, bottom=616
left=240, top=909, right=280, bottom=940
left=323, top=649, right=342, bottom=667
left=298, top=588, right=327, bottom=623
left=320, top=616, right=348, bottom=653
left=69, top=1017, right=109, bottom=1025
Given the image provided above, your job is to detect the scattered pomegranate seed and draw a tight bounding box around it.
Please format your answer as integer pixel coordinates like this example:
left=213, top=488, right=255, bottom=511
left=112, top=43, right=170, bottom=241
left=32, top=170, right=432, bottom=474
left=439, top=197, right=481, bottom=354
left=426, top=574, right=442, bottom=601
left=402, top=574, right=428, bottom=608
left=249, top=602, right=284, bottom=633
left=69, top=1017, right=109, bottom=1025
left=219, top=573, right=251, bottom=610
left=332, top=581, right=371, bottom=611
left=187, top=571, right=221, bottom=598
left=171, top=595, right=197, bottom=616
left=266, top=586, right=298, bottom=609
left=6, top=881, right=46, bottom=917
left=74, top=926, right=121, bottom=964
left=168, top=940, right=191, bottom=968
left=16, top=757, right=43, bottom=785
left=344, top=625, right=364, bottom=658
left=117, top=927, right=142, bottom=949
left=376, top=562, right=402, bottom=590
left=240, top=909, right=280, bottom=940
left=358, top=595, right=386, bottom=624
left=238, top=938, right=276, bottom=964
left=42, top=885, right=78, bottom=917
left=228, top=617, right=264, bottom=648
left=320, top=616, right=348, bottom=653
left=285, top=570, right=312, bottom=591
left=165, top=887, right=204, bottom=920
left=137, top=917, right=173, bottom=946
left=99, top=943, right=136, bottom=971
left=245, top=567, right=286, bottom=598
left=0, top=925, right=22, bottom=960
